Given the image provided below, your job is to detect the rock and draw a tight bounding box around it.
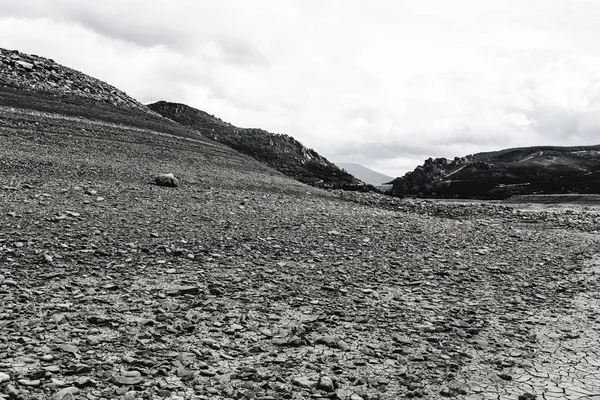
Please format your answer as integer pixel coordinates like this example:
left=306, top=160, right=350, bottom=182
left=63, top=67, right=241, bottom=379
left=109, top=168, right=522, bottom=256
left=74, top=377, right=96, bottom=387
left=111, top=371, right=143, bottom=386
left=4, top=385, right=18, bottom=399
left=17, top=379, right=41, bottom=386
left=518, top=394, right=537, bottom=400
left=47, top=378, right=66, bottom=389
left=0, top=372, right=9, bottom=383
left=498, top=373, right=512, bottom=381
left=155, top=173, right=179, bottom=187
left=52, top=387, right=80, bottom=400
left=336, top=339, right=350, bottom=351
left=122, top=391, right=139, bottom=400
left=51, top=313, right=66, bottom=324
left=317, top=376, right=335, bottom=392
left=16, top=60, right=33, bottom=70
left=336, top=389, right=352, bottom=399
left=292, top=377, right=316, bottom=389
left=122, top=355, right=135, bottom=364
left=56, top=344, right=78, bottom=354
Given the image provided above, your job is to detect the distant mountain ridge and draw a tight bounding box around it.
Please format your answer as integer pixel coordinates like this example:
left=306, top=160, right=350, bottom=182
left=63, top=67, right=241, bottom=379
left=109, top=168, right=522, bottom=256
left=336, top=162, right=394, bottom=185
left=148, top=101, right=360, bottom=187
left=390, top=145, right=600, bottom=199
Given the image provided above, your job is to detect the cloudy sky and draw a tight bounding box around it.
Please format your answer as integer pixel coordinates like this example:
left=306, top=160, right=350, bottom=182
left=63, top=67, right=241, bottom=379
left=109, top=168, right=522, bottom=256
left=2, top=0, right=600, bottom=176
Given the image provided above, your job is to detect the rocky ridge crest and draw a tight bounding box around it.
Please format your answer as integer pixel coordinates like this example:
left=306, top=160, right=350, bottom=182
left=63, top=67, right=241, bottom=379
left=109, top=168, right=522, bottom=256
left=0, top=47, right=152, bottom=114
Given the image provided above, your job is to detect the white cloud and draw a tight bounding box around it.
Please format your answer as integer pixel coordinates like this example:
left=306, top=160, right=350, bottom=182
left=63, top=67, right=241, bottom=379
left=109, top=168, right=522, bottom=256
left=1, top=0, right=600, bottom=177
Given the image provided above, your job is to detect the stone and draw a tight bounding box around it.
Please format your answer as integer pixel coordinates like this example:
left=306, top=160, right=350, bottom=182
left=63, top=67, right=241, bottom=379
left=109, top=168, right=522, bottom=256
left=498, top=373, right=512, bottom=381
left=518, top=393, right=537, bottom=400
left=155, top=173, right=179, bottom=187
left=292, top=377, right=316, bottom=388
left=17, top=379, right=41, bottom=386
left=0, top=372, right=9, bottom=383
left=16, top=60, right=33, bottom=70
left=4, top=384, right=18, bottom=399
left=52, top=387, right=80, bottom=400
left=317, top=376, right=335, bottom=392
left=111, top=371, right=143, bottom=385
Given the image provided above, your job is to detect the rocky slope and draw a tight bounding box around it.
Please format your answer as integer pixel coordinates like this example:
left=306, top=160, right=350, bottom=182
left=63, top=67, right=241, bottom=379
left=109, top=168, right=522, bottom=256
left=390, top=145, right=600, bottom=199
left=147, top=101, right=360, bottom=187
left=0, top=47, right=153, bottom=115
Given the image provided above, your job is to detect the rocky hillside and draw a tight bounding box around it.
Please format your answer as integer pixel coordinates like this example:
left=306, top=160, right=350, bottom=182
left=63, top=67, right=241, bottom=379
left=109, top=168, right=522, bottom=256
left=390, top=145, right=600, bottom=199
left=0, top=47, right=153, bottom=114
left=0, top=48, right=309, bottom=195
left=148, top=101, right=360, bottom=187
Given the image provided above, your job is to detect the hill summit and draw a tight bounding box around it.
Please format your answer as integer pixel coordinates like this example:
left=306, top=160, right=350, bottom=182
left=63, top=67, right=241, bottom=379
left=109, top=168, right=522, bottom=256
left=148, top=101, right=360, bottom=187
left=0, top=47, right=151, bottom=114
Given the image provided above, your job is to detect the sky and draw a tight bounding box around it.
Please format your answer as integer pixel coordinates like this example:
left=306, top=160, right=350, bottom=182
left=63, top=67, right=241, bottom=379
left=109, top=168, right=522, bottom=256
left=2, top=0, right=600, bottom=177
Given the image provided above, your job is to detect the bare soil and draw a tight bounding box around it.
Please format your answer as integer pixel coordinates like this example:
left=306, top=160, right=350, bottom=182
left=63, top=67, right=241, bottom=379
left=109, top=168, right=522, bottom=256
left=1, top=90, right=599, bottom=400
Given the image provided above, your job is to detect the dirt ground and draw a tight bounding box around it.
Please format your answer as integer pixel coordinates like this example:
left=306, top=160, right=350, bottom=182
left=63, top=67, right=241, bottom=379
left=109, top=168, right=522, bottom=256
left=1, top=93, right=599, bottom=400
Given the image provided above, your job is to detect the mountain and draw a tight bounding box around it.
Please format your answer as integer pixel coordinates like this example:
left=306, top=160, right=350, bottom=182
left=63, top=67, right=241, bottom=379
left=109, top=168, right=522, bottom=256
left=389, top=145, right=600, bottom=199
left=336, top=162, right=394, bottom=186
left=147, top=101, right=360, bottom=187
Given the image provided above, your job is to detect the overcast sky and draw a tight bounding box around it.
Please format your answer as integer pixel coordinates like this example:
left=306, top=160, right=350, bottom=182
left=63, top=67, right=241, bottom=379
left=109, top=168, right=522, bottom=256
left=2, top=0, right=600, bottom=176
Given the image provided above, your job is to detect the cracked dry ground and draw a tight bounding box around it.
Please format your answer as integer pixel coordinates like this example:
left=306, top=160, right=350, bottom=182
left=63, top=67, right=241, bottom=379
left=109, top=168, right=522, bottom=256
left=0, top=103, right=599, bottom=400
left=2, top=184, right=600, bottom=400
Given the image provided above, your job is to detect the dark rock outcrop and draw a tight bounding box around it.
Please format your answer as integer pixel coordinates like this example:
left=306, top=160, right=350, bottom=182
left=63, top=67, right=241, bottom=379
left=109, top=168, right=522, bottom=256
left=390, top=145, right=600, bottom=199
left=147, top=101, right=361, bottom=188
